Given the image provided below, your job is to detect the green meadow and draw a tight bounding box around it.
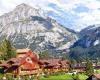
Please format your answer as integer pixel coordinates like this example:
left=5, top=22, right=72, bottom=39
left=40, top=73, right=88, bottom=80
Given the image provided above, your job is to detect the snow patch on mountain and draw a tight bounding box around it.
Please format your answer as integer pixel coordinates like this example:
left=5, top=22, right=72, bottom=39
left=86, top=24, right=100, bottom=30
left=94, top=40, right=99, bottom=46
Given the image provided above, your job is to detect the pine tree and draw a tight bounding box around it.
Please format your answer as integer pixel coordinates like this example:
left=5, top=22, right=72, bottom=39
left=0, top=39, right=16, bottom=60
left=95, top=58, right=99, bottom=66
left=85, top=59, right=94, bottom=76
left=69, top=59, right=77, bottom=72
left=39, top=51, right=50, bottom=59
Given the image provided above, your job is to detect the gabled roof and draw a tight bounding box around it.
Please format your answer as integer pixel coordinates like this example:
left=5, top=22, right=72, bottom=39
left=7, top=58, right=21, bottom=63
left=16, top=48, right=30, bottom=53
left=0, top=49, right=40, bottom=70
left=61, top=60, right=70, bottom=65
left=93, top=74, right=100, bottom=79
left=40, top=59, right=70, bottom=69
left=0, top=63, right=9, bottom=68
left=40, top=59, right=61, bottom=66
left=16, top=48, right=39, bottom=59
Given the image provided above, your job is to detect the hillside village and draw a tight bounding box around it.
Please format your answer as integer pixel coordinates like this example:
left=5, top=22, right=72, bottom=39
left=0, top=43, right=100, bottom=80
left=0, top=39, right=99, bottom=80
left=0, top=1, right=100, bottom=80
left=0, top=48, right=70, bottom=79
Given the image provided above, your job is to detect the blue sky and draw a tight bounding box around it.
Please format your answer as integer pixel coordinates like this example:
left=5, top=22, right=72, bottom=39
left=0, top=0, right=100, bottom=31
left=73, top=4, right=90, bottom=13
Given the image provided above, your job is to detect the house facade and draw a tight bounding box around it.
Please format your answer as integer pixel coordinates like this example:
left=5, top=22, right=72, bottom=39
left=0, top=48, right=70, bottom=77
left=0, top=48, right=41, bottom=76
left=40, top=59, right=70, bottom=74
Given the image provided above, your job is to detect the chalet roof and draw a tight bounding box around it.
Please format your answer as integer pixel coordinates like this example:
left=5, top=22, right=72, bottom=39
left=53, top=65, right=60, bottom=69
left=16, top=48, right=30, bottom=53
left=40, top=59, right=61, bottom=66
left=6, top=57, right=25, bottom=66
left=40, top=59, right=70, bottom=69
left=0, top=57, right=39, bottom=70
left=61, top=60, right=69, bottom=65
left=16, top=48, right=39, bottom=59
left=41, top=59, right=69, bottom=65
left=95, top=65, right=100, bottom=69
left=7, top=58, right=21, bottom=63
left=0, top=49, right=40, bottom=70
left=93, top=74, right=100, bottom=79
left=0, top=63, right=9, bottom=68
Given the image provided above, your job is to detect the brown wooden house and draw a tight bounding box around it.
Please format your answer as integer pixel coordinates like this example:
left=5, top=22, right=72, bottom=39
left=0, top=48, right=42, bottom=76
left=40, top=59, right=70, bottom=74
left=86, top=74, right=100, bottom=80
left=71, top=63, right=86, bottom=73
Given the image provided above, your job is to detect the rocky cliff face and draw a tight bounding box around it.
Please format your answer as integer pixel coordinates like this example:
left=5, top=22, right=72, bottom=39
left=69, top=24, right=100, bottom=60
left=73, top=24, right=100, bottom=48
left=0, top=3, right=78, bottom=55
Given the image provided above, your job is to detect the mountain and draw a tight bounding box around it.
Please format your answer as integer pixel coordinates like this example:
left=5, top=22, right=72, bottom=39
left=0, top=3, right=78, bottom=56
left=69, top=24, right=100, bottom=60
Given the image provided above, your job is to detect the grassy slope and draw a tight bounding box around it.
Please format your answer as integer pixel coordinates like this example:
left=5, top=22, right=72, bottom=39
left=40, top=74, right=88, bottom=80
left=78, top=74, right=88, bottom=80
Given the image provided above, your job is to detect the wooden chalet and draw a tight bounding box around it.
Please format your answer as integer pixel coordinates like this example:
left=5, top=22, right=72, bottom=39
left=0, top=48, right=42, bottom=76
left=86, top=74, right=100, bottom=80
left=40, top=59, right=70, bottom=73
left=95, top=65, right=100, bottom=70
left=72, top=63, right=86, bottom=73
left=72, top=62, right=100, bottom=73
left=73, top=66, right=86, bottom=73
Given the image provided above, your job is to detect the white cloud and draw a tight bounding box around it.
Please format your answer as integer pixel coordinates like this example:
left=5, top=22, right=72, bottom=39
left=73, top=5, right=100, bottom=31
left=0, top=0, right=50, bottom=15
